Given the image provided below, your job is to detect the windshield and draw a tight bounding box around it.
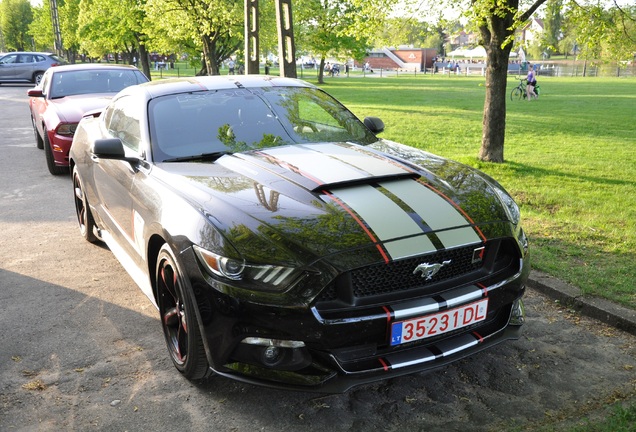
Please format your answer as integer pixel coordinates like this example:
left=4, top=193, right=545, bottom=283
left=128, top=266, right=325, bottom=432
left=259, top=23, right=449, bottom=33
left=149, top=87, right=378, bottom=162
left=50, top=69, right=147, bottom=98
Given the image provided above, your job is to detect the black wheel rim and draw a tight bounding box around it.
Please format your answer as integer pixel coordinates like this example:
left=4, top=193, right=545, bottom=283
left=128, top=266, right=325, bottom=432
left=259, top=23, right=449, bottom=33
left=158, top=257, right=188, bottom=366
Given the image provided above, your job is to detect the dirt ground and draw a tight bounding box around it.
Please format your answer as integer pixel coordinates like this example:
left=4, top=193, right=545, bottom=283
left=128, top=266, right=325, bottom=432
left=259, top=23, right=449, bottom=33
left=1, top=85, right=635, bottom=431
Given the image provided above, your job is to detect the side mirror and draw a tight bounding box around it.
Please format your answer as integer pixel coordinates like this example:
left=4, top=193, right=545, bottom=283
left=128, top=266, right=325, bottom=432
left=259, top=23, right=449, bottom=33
left=92, top=138, right=126, bottom=159
left=27, top=88, right=44, bottom=98
left=364, top=116, right=384, bottom=134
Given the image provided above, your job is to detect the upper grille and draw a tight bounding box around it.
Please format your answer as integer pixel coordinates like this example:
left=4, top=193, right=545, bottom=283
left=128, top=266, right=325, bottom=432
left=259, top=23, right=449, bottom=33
left=318, top=241, right=518, bottom=306
left=351, top=245, right=482, bottom=297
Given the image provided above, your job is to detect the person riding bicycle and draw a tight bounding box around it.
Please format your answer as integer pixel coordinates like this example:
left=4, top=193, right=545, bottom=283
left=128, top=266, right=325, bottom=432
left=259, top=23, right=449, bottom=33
left=526, top=65, right=538, bottom=100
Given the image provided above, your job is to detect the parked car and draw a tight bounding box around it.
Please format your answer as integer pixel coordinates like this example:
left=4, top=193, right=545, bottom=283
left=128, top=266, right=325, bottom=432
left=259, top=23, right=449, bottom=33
left=0, top=52, right=66, bottom=85
left=69, top=75, right=529, bottom=393
left=28, top=63, right=149, bottom=175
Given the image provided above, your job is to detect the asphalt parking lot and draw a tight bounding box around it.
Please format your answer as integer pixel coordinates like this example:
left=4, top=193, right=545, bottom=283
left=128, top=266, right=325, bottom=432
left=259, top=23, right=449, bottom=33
left=1, top=83, right=635, bottom=431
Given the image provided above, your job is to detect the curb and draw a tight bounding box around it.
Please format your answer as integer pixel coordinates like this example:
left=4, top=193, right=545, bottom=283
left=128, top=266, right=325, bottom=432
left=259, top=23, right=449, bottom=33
left=527, top=270, right=636, bottom=336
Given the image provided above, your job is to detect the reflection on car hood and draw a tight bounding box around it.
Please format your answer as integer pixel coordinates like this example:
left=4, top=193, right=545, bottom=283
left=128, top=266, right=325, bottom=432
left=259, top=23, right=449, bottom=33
left=156, top=140, right=508, bottom=266
left=52, top=94, right=114, bottom=123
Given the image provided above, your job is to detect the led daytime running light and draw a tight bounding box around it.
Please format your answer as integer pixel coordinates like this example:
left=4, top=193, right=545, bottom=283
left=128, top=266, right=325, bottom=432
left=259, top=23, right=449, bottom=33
left=241, top=337, right=305, bottom=348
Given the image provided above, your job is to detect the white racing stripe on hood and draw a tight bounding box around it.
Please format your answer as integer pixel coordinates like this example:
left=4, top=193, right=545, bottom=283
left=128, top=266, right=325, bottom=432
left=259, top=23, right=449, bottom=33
left=261, top=143, right=409, bottom=184
left=330, top=178, right=481, bottom=260
left=380, top=180, right=482, bottom=247
left=331, top=185, right=437, bottom=259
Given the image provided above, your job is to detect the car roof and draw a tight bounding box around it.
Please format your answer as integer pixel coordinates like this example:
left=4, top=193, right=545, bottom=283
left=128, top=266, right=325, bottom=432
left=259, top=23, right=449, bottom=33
left=48, top=63, right=142, bottom=73
left=120, top=75, right=317, bottom=100
left=0, top=51, right=55, bottom=57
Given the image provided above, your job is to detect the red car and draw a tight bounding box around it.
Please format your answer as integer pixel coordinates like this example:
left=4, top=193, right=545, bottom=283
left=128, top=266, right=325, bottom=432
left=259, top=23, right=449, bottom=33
left=28, top=63, right=148, bottom=175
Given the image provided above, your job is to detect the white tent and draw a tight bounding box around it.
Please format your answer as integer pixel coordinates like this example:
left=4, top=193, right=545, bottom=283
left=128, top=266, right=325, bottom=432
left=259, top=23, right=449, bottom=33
left=448, top=46, right=487, bottom=59
left=517, top=47, right=526, bottom=62
left=464, top=46, right=487, bottom=58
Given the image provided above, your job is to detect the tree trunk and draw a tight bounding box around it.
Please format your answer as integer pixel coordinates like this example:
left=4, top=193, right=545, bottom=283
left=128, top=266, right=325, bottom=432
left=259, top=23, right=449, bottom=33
left=477, top=6, right=515, bottom=163
left=317, top=57, right=325, bottom=84
left=138, top=43, right=152, bottom=81
left=479, top=47, right=510, bottom=162
left=475, top=0, right=546, bottom=163
left=201, top=36, right=220, bottom=75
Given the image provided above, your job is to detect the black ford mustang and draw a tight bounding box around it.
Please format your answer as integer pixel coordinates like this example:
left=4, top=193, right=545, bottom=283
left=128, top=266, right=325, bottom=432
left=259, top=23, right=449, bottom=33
left=69, top=75, right=529, bottom=393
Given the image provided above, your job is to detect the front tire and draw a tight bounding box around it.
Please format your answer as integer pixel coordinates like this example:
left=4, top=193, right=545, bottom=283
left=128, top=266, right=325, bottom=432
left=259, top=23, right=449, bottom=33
left=43, top=129, right=69, bottom=175
left=72, top=166, right=98, bottom=243
left=32, top=116, right=44, bottom=149
left=510, top=87, right=523, bottom=101
left=156, top=244, right=210, bottom=380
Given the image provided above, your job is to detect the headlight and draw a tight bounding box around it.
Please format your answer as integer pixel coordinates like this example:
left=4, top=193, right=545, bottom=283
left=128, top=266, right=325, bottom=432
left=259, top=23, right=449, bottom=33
left=490, top=183, right=521, bottom=226
left=193, top=245, right=300, bottom=292
left=56, top=123, right=78, bottom=136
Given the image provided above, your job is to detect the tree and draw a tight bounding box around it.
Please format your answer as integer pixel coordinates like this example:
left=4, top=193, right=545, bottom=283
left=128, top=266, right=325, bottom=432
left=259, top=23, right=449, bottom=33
left=144, top=0, right=242, bottom=75
left=541, top=0, right=563, bottom=56
left=59, top=0, right=82, bottom=63
left=566, top=2, right=636, bottom=65
left=77, top=0, right=151, bottom=76
left=28, top=0, right=54, bottom=52
left=295, top=0, right=397, bottom=84
left=469, top=0, right=548, bottom=162
left=0, top=0, right=33, bottom=51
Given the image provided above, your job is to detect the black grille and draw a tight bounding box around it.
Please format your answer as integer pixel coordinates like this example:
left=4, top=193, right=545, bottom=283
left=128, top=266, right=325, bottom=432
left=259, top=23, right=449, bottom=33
left=353, top=245, right=481, bottom=297
left=319, top=243, right=486, bottom=303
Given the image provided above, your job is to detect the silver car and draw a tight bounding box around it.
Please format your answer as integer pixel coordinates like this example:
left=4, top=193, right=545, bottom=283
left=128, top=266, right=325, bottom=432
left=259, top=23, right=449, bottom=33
left=0, top=52, right=67, bottom=85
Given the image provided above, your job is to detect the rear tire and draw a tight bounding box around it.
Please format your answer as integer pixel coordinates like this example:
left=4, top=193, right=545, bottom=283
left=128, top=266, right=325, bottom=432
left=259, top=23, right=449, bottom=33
left=43, top=129, right=69, bottom=175
left=72, top=166, right=98, bottom=243
left=156, top=244, right=210, bottom=380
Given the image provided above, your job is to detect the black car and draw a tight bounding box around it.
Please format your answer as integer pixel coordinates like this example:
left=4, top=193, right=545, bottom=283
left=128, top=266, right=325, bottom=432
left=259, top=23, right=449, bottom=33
left=69, top=75, right=529, bottom=393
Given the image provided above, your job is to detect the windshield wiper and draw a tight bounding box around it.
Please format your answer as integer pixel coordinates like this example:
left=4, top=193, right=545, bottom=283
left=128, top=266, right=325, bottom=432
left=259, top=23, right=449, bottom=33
left=162, top=151, right=229, bottom=163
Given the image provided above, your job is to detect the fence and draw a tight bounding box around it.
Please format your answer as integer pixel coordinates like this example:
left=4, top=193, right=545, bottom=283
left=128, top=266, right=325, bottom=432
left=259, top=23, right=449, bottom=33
left=151, top=60, right=636, bottom=80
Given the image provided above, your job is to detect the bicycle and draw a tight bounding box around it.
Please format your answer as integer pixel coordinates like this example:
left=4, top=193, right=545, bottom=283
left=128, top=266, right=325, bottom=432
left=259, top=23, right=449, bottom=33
left=510, top=79, right=540, bottom=100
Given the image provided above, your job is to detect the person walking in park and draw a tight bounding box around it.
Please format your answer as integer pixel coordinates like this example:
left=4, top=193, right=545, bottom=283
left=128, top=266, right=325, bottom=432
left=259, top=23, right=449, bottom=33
left=526, top=65, right=538, bottom=100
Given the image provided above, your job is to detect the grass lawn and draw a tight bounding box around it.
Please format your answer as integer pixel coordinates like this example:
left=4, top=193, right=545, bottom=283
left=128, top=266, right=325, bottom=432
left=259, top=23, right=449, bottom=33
left=315, top=74, right=636, bottom=308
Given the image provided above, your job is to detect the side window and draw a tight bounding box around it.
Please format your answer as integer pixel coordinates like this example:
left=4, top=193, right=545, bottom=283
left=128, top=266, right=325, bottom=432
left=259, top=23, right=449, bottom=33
left=105, top=96, right=142, bottom=153
left=1, top=54, right=18, bottom=64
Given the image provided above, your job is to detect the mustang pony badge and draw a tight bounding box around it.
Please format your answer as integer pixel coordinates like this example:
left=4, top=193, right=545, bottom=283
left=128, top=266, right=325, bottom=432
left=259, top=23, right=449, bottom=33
left=413, top=260, right=452, bottom=280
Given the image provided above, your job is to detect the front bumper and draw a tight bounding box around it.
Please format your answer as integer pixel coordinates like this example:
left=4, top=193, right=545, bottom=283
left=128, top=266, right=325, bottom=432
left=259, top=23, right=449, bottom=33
left=184, top=248, right=529, bottom=393
left=48, top=132, right=72, bottom=166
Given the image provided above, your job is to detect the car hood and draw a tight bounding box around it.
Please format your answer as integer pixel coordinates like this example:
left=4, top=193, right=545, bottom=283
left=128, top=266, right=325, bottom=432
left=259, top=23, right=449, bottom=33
left=52, top=94, right=114, bottom=123
left=155, top=140, right=510, bottom=269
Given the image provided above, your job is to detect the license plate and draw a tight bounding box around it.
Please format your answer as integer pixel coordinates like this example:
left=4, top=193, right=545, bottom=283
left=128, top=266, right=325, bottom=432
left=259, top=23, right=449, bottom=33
left=390, top=298, right=489, bottom=346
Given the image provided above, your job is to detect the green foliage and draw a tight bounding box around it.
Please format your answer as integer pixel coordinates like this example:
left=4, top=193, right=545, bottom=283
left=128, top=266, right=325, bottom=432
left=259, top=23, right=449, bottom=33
left=60, top=0, right=82, bottom=56
left=541, top=0, right=563, bottom=56
left=565, top=1, right=636, bottom=63
left=0, top=0, right=33, bottom=51
left=28, top=0, right=54, bottom=51
left=77, top=0, right=144, bottom=59
left=144, top=0, right=242, bottom=74
left=295, top=0, right=398, bottom=81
